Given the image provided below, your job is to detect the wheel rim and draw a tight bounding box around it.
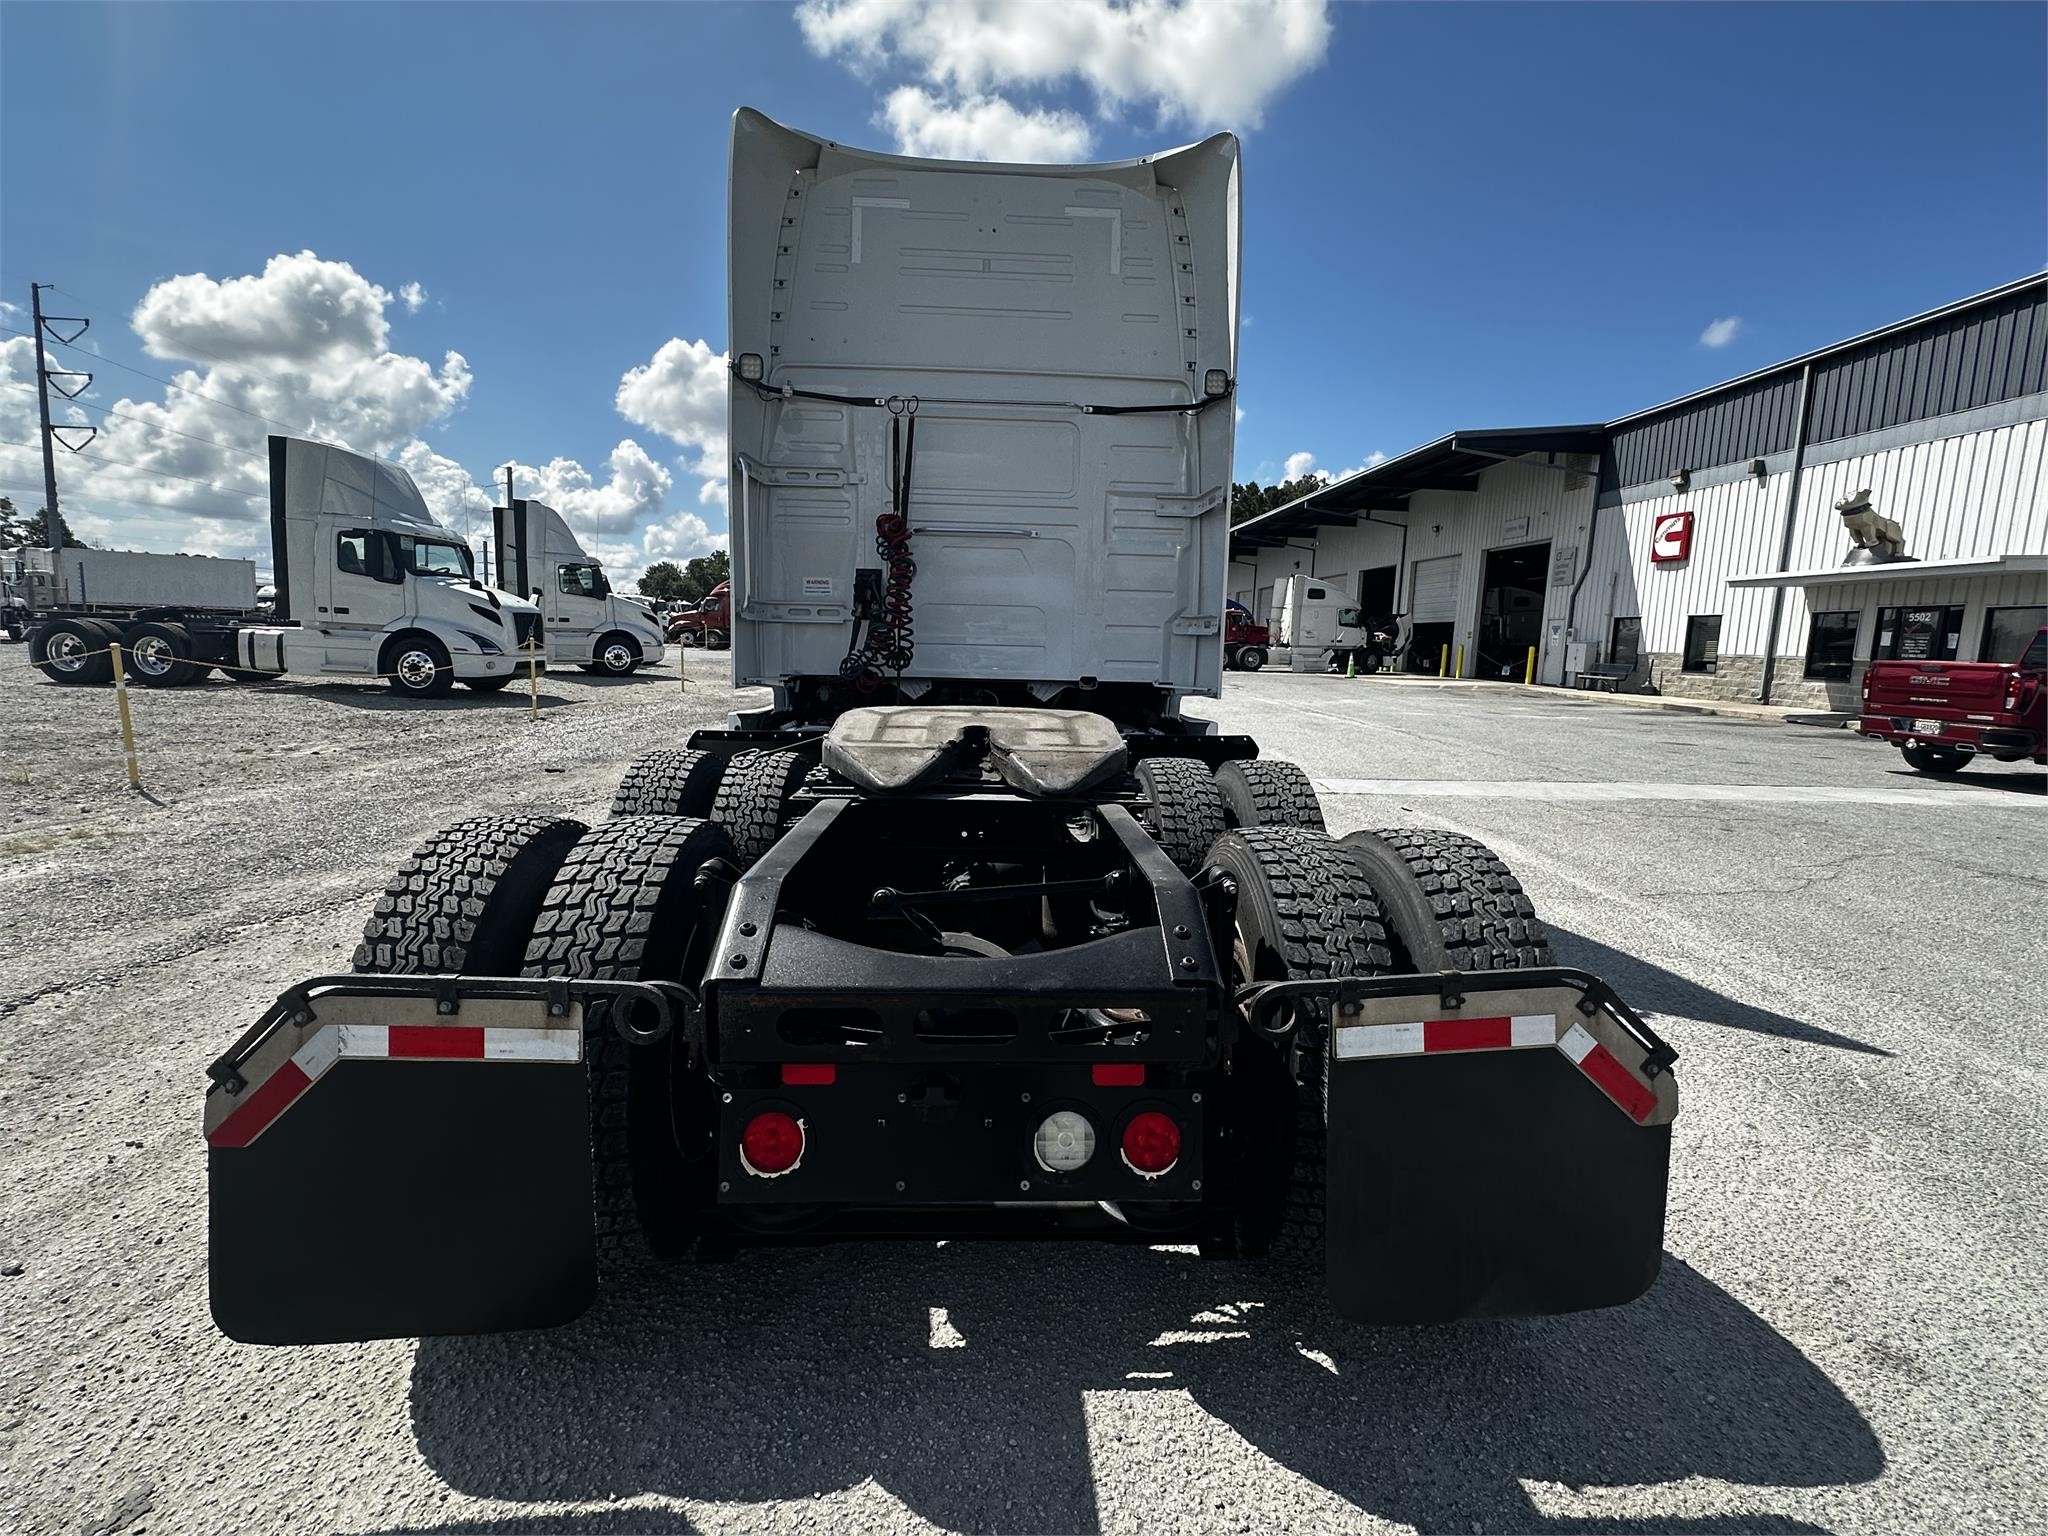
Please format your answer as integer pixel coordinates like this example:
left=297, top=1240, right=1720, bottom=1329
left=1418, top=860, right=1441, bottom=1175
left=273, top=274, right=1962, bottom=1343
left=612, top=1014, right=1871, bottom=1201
left=602, top=643, right=634, bottom=671
left=395, top=649, right=438, bottom=686
left=45, top=632, right=89, bottom=672
left=130, top=635, right=176, bottom=676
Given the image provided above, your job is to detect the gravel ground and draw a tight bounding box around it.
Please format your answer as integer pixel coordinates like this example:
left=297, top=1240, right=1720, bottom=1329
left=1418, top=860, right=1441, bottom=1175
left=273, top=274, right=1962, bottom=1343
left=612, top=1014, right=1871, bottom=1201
left=2, top=658, right=2043, bottom=1536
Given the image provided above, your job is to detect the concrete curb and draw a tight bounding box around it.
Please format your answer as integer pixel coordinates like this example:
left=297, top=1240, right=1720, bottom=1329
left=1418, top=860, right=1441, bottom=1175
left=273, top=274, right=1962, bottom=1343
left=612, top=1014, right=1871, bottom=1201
left=1269, top=671, right=1860, bottom=727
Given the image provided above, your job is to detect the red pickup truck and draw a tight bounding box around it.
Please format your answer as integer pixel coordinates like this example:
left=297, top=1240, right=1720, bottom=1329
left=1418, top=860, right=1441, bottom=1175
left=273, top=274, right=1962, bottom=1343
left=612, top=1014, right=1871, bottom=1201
left=1861, top=626, right=2046, bottom=773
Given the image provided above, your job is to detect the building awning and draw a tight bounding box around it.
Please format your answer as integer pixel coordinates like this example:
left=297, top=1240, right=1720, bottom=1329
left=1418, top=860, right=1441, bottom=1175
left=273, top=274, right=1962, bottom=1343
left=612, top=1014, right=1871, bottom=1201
left=1727, top=553, right=2048, bottom=589
left=1230, top=424, right=1607, bottom=555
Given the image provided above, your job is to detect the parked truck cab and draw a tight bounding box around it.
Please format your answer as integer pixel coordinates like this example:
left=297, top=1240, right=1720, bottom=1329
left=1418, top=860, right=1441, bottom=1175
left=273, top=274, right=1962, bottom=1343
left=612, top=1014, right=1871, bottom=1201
left=666, top=580, right=731, bottom=649
left=493, top=498, right=666, bottom=676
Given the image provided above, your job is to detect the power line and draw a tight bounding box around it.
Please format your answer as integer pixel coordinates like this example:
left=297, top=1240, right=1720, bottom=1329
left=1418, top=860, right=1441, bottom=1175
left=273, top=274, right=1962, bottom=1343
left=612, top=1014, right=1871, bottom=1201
left=0, top=322, right=306, bottom=434
left=0, top=437, right=266, bottom=500
left=0, top=480, right=266, bottom=520
left=0, top=379, right=268, bottom=461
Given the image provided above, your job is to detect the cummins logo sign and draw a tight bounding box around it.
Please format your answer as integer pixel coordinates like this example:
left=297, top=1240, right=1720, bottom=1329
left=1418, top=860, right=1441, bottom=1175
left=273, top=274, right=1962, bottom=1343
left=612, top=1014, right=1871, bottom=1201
left=1652, top=510, right=1694, bottom=564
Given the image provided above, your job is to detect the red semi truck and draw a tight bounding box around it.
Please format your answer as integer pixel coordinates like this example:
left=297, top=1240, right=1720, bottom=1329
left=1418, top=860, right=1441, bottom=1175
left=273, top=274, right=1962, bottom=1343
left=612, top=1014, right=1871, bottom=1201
left=1861, top=627, right=2046, bottom=773
left=1224, top=599, right=1268, bottom=671
left=665, top=580, right=731, bottom=649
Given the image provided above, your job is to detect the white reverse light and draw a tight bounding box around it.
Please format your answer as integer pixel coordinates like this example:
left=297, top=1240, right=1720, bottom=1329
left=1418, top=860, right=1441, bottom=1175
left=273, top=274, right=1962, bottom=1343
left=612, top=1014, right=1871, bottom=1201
left=1033, top=1110, right=1097, bottom=1173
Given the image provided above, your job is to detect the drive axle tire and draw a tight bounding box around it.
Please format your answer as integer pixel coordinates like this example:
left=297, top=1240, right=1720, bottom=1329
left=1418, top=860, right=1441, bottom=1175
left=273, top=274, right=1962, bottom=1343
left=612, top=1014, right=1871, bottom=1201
left=1208, top=827, right=1392, bottom=1262
left=31, top=617, right=111, bottom=685
left=522, top=816, right=737, bottom=1263
left=1337, top=828, right=1552, bottom=972
left=1214, top=758, right=1325, bottom=831
left=1901, top=743, right=1970, bottom=775
left=712, top=749, right=811, bottom=866
left=614, top=748, right=727, bottom=818
left=1235, top=645, right=1266, bottom=672
left=353, top=814, right=589, bottom=975
left=1134, top=755, right=1229, bottom=875
left=123, top=621, right=199, bottom=687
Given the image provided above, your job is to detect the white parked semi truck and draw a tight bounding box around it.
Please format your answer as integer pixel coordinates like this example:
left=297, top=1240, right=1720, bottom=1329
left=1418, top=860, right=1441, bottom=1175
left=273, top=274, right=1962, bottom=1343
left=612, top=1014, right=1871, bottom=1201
left=203, top=110, right=1678, bottom=1345
left=25, top=437, right=542, bottom=696
left=492, top=497, right=667, bottom=675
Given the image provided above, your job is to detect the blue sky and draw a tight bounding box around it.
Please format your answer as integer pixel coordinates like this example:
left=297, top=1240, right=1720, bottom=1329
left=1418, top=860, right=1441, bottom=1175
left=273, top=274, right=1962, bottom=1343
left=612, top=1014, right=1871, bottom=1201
left=2, top=1, right=2042, bottom=575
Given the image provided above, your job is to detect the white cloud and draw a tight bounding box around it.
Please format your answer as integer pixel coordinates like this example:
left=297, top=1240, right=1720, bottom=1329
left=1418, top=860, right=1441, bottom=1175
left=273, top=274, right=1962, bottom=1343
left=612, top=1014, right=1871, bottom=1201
left=1699, top=316, right=1742, bottom=349
left=0, top=255, right=487, bottom=563
left=1282, top=448, right=1385, bottom=485
left=798, top=0, right=1332, bottom=133
left=399, top=281, right=427, bottom=314
left=883, top=85, right=1094, bottom=161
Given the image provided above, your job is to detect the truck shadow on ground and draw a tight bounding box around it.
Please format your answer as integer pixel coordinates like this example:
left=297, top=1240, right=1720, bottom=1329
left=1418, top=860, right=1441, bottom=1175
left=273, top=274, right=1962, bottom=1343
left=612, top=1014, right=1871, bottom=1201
left=196, top=682, right=588, bottom=712
left=1547, top=928, right=1892, bottom=1058
left=1882, top=765, right=2045, bottom=795
left=406, top=1243, right=1882, bottom=1535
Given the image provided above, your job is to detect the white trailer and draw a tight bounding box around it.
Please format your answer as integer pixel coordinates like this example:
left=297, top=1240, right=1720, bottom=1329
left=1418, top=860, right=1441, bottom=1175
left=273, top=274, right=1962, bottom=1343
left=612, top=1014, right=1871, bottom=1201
left=27, top=437, right=542, bottom=697
left=492, top=499, right=666, bottom=675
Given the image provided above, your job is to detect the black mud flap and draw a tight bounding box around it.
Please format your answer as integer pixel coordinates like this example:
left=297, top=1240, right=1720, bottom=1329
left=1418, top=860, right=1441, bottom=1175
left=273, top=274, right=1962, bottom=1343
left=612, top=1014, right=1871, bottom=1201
left=1260, top=968, right=1675, bottom=1324
left=205, top=979, right=604, bottom=1345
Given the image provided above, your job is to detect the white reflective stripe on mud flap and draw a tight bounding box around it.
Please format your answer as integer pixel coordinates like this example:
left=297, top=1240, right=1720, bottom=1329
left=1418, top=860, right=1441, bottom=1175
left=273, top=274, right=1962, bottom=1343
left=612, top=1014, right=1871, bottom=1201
left=1557, top=1023, right=1597, bottom=1063
left=336, top=1023, right=389, bottom=1058
left=1511, top=1014, right=1557, bottom=1047
left=290, top=1026, right=343, bottom=1082
left=1334, top=1021, right=1425, bottom=1058
left=484, top=1028, right=580, bottom=1062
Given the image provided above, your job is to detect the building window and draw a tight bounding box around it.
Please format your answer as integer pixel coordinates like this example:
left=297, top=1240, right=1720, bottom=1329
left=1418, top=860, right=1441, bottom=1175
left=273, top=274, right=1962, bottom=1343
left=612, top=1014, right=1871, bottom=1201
left=1804, top=610, right=1859, bottom=679
left=1981, top=605, right=2045, bottom=663
left=1873, top=605, right=1962, bottom=661
left=1683, top=615, right=1721, bottom=674
left=1609, top=616, right=1642, bottom=670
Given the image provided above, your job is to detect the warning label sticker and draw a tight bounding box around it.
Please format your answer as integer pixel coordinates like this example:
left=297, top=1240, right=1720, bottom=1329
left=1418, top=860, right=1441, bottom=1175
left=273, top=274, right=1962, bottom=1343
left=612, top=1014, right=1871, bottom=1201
left=801, top=576, right=835, bottom=597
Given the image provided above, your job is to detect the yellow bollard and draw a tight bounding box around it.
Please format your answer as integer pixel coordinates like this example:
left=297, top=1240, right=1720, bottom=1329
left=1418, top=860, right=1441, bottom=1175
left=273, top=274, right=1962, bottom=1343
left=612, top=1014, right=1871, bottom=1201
left=1525, top=645, right=1537, bottom=685
left=1456, top=644, right=1465, bottom=678
left=1438, top=643, right=1449, bottom=677
left=527, top=633, right=540, bottom=721
left=109, top=643, right=142, bottom=789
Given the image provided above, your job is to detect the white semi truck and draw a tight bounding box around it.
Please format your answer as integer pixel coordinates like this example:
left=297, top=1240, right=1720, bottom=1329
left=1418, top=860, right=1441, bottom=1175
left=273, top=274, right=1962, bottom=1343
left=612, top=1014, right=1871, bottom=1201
left=26, top=436, right=542, bottom=696
left=203, top=110, right=1678, bottom=1347
left=492, top=498, right=666, bottom=675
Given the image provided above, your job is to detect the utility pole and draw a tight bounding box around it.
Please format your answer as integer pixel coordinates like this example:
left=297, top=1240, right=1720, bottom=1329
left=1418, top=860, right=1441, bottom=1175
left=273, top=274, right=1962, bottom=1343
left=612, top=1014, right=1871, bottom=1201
left=27, top=284, right=96, bottom=602
left=30, top=285, right=61, bottom=566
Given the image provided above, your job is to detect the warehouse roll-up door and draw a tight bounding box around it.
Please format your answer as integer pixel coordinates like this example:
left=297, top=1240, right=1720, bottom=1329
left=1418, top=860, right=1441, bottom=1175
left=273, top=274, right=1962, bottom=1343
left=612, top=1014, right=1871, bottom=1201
left=1410, top=555, right=1462, bottom=622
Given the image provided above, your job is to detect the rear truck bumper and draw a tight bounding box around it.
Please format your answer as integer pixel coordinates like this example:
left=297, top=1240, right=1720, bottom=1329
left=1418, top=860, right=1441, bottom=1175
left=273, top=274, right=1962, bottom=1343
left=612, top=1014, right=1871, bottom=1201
left=204, top=961, right=1675, bottom=1342
left=1861, top=714, right=2036, bottom=755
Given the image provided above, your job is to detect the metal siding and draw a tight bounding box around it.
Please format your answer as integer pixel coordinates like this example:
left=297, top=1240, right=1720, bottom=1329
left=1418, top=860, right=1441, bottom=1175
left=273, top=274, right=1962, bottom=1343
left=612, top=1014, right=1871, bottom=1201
left=1609, top=374, right=1799, bottom=488
left=1808, top=286, right=2046, bottom=447
left=1775, top=419, right=2047, bottom=658
left=1614, top=473, right=1791, bottom=656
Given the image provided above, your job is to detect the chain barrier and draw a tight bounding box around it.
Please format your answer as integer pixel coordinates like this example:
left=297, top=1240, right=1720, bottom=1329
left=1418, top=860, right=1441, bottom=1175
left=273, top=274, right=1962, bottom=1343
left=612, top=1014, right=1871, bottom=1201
left=4, top=634, right=706, bottom=792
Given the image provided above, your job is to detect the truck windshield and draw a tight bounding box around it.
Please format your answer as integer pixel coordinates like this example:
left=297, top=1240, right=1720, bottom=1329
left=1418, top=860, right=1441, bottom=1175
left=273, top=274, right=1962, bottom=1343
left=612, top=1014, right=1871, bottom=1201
left=398, top=536, right=474, bottom=579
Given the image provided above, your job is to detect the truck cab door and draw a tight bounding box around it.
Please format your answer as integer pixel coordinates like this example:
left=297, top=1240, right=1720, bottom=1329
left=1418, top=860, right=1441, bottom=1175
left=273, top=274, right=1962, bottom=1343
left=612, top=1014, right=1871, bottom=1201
left=316, top=523, right=408, bottom=667
left=546, top=562, right=601, bottom=659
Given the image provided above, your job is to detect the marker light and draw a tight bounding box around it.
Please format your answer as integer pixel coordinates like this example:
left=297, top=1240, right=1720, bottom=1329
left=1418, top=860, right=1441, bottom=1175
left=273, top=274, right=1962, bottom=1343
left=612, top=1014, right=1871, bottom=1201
left=1033, top=1111, right=1097, bottom=1173
left=741, top=1110, right=804, bottom=1176
left=1121, top=1111, right=1181, bottom=1176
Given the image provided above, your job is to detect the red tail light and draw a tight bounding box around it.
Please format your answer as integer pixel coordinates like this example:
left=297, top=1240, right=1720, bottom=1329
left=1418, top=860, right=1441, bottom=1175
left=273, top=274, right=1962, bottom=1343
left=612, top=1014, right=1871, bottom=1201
left=741, top=1111, right=804, bottom=1176
left=1121, top=1111, right=1181, bottom=1176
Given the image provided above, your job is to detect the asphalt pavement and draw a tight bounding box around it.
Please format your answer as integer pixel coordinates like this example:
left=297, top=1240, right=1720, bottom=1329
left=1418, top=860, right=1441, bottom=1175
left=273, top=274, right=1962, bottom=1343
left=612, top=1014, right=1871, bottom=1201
left=3, top=659, right=2043, bottom=1536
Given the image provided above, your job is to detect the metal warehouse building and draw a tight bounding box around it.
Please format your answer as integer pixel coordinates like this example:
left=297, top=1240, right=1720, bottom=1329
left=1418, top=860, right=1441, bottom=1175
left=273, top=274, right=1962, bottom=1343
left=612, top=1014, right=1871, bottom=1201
left=1230, top=274, right=2046, bottom=707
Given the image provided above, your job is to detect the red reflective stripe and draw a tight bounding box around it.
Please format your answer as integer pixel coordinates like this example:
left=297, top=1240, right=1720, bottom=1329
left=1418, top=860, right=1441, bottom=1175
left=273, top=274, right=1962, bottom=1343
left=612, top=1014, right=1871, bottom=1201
left=1423, top=1016, right=1511, bottom=1052
left=781, top=1062, right=837, bottom=1086
left=1092, top=1063, right=1146, bottom=1087
left=387, top=1026, right=485, bottom=1059
left=206, top=1059, right=312, bottom=1149
left=1577, top=1041, right=1657, bottom=1123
